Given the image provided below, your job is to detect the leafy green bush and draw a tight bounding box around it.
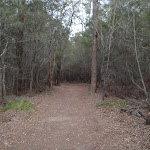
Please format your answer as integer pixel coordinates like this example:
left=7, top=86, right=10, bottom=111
left=0, top=99, right=35, bottom=113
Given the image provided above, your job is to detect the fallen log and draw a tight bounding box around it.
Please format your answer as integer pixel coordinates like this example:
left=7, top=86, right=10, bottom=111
left=120, top=105, right=150, bottom=125
left=138, top=111, right=150, bottom=125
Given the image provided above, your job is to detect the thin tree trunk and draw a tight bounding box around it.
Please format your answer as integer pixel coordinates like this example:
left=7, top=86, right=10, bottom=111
left=0, top=68, right=2, bottom=105
left=29, top=45, right=37, bottom=97
left=16, top=0, right=25, bottom=94
left=49, top=40, right=52, bottom=88
left=0, top=41, right=8, bottom=106
left=56, top=62, right=61, bottom=86
left=1, top=61, right=6, bottom=106
left=91, top=0, right=98, bottom=93
left=36, top=73, right=39, bottom=88
left=102, top=5, right=116, bottom=100
left=49, top=40, right=57, bottom=88
left=132, top=13, right=149, bottom=105
left=29, top=64, right=34, bottom=96
left=2, top=63, right=6, bottom=106
left=50, top=51, right=56, bottom=87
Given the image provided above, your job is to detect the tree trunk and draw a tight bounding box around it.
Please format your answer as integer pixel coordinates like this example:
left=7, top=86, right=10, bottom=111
left=91, top=0, right=98, bottom=93
left=29, top=45, right=37, bottom=97
left=49, top=40, right=52, bottom=88
left=56, top=62, right=61, bottom=86
left=0, top=68, right=2, bottom=105
left=101, top=5, right=116, bottom=100
left=0, top=41, right=8, bottom=106
left=51, top=51, right=56, bottom=87
left=132, top=13, right=150, bottom=107
left=2, top=62, right=6, bottom=106
left=16, top=0, right=25, bottom=94
left=48, top=39, right=57, bottom=89
left=29, top=63, right=34, bottom=96
left=0, top=61, right=6, bottom=106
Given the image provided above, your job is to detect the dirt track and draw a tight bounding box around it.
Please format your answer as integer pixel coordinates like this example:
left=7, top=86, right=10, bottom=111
left=0, top=84, right=149, bottom=150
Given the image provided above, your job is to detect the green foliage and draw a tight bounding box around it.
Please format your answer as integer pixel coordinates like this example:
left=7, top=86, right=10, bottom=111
left=0, top=99, right=35, bottom=113
left=56, top=51, right=64, bottom=60
left=1, top=0, right=150, bottom=99
left=81, top=30, right=92, bottom=47
left=96, top=100, right=130, bottom=108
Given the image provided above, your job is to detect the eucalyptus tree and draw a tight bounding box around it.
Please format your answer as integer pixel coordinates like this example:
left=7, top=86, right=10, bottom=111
left=45, top=0, right=79, bottom=88
left=1, top=0, right=150, bottom=104
left=0, top=0, right=73, bottom=98
left=0, top=0, right=27, bottom=97
left=99, top=0, right=150, bottom=101
left=91, top=0, right=98, bottom=93
left=64, top=0, right=150, bottom=102
left=24, top=0, right=50, bottom=96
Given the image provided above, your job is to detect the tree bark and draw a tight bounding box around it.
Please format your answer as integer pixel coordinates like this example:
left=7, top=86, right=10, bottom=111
left=48, top=39, right=57, bottom=88
left=91, top=0, right=98, bottom=93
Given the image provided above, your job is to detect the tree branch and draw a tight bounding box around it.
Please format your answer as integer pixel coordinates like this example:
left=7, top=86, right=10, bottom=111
left=0, top=41, right=8, bottom=58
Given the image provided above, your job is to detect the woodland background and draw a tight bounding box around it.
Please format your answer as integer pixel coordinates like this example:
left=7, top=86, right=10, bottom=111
left=0, top=0, right=150, bottom=106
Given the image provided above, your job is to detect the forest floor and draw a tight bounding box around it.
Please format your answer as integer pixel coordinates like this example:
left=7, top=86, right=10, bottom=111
left=0, top=83, right=150, bottom=150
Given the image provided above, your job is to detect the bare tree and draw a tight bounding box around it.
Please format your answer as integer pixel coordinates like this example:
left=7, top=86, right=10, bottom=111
left=131, top=12, right=149, bottom=106
left=101, top=3, right=117, bottom=100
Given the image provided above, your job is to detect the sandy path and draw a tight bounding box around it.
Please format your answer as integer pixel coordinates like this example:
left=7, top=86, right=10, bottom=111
left=0, top=84, right=149, bottom=150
